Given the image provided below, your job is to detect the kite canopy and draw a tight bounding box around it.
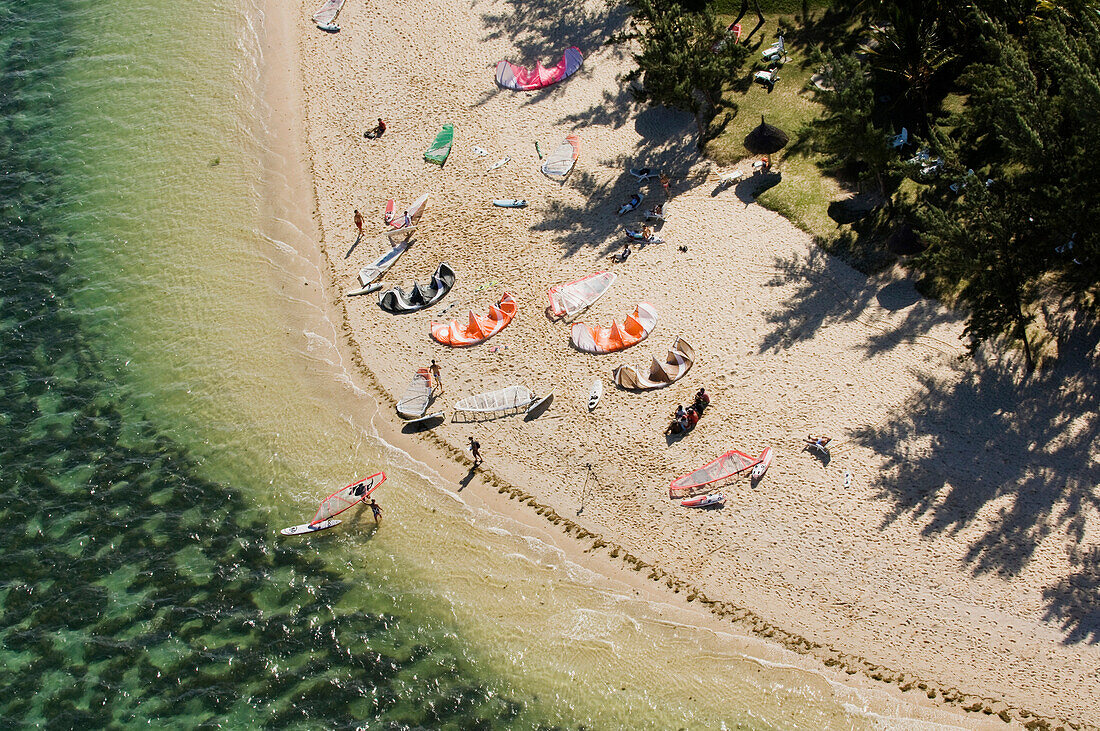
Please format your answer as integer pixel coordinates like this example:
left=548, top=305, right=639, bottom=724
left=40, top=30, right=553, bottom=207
left=425, top=124, right=454, bottom=166
left=541, top=134, right=580, bottom=181
left=495, top=47, right=584, bottom=91
left=744, top=115, right=789, bottom=156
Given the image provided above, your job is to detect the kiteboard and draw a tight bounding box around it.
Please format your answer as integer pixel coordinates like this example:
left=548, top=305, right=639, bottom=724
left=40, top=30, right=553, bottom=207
left=587, top=380, right=602, bottom=411
left=681, top=493, right=724, bottom=508
left=488, top=157, right=510, bottom=171
left=493, top=199, right=527, bottom=208
left=750, top=446, right=773, bottom=479
left=383, top=199, right=396, bottom=225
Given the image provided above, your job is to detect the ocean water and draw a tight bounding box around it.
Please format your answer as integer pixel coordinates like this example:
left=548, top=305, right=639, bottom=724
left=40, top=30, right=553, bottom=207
left=0, top=0, right=978, bottom=726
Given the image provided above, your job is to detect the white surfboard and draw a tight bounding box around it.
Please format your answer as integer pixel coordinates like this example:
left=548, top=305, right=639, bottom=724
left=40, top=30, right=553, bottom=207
left=526, top=391, right=554, bottom=415
left=750, top=446, right=773, bottom=479
left=488, top=156, right=510, bottom=171
left=587, top=380, right=602, bottom=411
left=280, top=518, right=341, bottom=536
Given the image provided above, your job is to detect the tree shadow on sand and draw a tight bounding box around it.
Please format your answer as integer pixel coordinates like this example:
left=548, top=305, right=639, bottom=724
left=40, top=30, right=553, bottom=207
left=758, top=248, right=960, bottom=359
left=850, top=343, right=1100, bottom=644
left=477, top=0, right=631, bottom=71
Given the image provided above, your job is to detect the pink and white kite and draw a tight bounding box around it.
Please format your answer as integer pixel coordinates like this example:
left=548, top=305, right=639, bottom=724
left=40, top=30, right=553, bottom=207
left=495, top=47, right=583, bottom=91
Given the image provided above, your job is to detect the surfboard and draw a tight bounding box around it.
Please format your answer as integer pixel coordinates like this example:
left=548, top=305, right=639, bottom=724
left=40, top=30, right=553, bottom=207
left=383, top=199, right=395, bottom=225
left=488, top=157, right=510, bottom=171
left=587, top=380, right=602, bottom=411
left=345, top=282, right=383, bottom=297
left=526, top=391, right=554, bottom=415
left=750, top=446, right=773, bottom=479
left=280, top=518, right=341, bottom=536
left=843, top=471, right=852, bottom=488
left=681, top=493, right=724, bottom=508
left=492, top=199, right=527, bottom=208
left=406, top=411, right=445, bottom=428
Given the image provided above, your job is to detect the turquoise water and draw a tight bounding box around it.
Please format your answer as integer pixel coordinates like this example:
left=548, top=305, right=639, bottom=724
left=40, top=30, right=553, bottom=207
left=0, top=0, right=982, bottom=726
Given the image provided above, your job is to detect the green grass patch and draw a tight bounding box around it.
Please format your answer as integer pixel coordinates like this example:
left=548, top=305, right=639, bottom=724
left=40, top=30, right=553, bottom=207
left=706, top=15, right=845, bottom=242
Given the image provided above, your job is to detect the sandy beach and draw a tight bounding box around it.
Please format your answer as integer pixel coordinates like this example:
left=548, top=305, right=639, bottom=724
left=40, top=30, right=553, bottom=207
left=292, top=0, right=1100, bottom=724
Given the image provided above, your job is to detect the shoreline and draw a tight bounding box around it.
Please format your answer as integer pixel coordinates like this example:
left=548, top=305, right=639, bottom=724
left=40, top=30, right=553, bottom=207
left=284, top=0, right=1100, bottom=726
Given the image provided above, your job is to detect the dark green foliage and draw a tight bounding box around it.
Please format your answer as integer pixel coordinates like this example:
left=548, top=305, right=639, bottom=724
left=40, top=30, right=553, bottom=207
left=806, top=51, right=893, bottom=194
left=620, top=0, right=751, bottom=147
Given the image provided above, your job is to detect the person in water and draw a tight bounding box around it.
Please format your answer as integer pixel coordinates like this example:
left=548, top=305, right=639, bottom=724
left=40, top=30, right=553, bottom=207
left=369, top=498, right=382, bottom=524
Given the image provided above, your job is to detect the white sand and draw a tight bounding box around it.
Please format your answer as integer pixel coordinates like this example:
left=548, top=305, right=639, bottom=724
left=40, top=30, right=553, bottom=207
left=294, top=0, right=1100, bottom=723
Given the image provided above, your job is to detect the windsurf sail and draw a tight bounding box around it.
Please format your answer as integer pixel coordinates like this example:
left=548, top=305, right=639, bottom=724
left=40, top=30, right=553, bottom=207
left=541, top=134, right=579, bottom=181
left=425, top=124, right=454, bottom=166
left=397, top=369, right=433, bottom=418
left=310, top=472, right=386, bottom=525
left=312, top=0, right=344, bottom=26
left=669, top=451, right=759, bottom=498
left=495, top=47, right=584, bottom=91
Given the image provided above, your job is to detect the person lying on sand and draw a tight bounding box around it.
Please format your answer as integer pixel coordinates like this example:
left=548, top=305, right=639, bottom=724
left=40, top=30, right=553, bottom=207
left=608, top=244, right=631, bottom=263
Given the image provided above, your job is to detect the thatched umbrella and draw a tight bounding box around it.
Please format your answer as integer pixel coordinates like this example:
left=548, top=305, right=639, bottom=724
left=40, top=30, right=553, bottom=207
left=743, top=115, right=789, bottom=156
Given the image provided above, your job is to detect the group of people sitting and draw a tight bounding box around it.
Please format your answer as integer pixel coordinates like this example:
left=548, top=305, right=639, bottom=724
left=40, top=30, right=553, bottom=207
left=665, top=387, right=710, bottom=435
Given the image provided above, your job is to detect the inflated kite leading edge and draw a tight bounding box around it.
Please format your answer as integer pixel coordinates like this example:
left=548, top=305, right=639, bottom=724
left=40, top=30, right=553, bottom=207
left=495, top=47, right=583, bottom=91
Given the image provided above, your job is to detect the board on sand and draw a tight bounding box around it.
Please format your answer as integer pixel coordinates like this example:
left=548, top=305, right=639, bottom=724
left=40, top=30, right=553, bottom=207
left=526, top=391, right=554, bottom=415
left=347, top=238, right=412, bottom=296
left=681, top=493, right=724, bottom=508
left=383, top=199, right=396, bottom=225
left=492, top=199, right=527, bottom=208
left=407, top=411, right=445, bottom=427
left=750, top=446, right=773, bottom=479
left=587, top=380, right=602, bottom=411
left=280, top=518, right=341, bottom=536
left=488, top=157, right=509, bottom=171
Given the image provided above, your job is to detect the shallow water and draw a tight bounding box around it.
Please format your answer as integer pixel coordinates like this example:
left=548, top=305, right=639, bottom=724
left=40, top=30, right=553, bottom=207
left=0, top=0, right=979, bottom=726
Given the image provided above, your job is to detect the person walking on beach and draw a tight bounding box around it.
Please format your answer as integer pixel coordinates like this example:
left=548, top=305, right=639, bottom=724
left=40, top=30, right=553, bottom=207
left=468, top=437, right=482, bottom=467
left=429, top=359, right=443, bottom=394
left=353, top=209, right=364, bottom=237
left=369, top=498, right=382, bottom=524
left=659, top=173, right=670, bottom=198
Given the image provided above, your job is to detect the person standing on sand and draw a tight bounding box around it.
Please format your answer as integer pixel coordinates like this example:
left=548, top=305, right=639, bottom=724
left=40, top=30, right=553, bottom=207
left=353, top=209, right=364, bottom=237
left=468, top=437, right=482, bottom=467
left=659, top=173, right=670, bottom=198
left=429, top=359, right=443, bottom=394
left=369, top=498, right=382, bottom=524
